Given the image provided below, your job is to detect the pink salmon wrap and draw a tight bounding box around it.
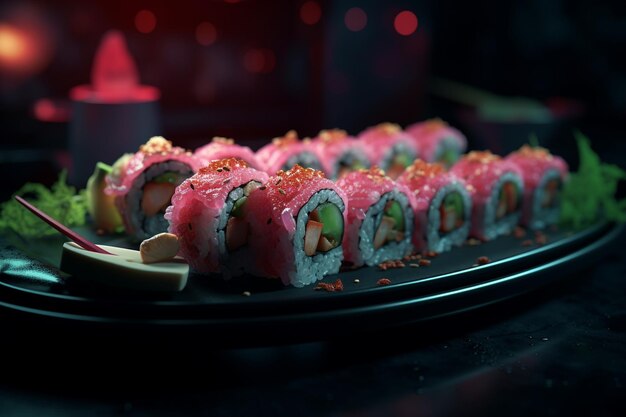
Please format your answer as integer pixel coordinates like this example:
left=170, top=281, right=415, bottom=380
left=256, top=130, right=324, bottom=175
left=336, top=168, right=414, bottom=266
left=357, top=123, right=418, bottom=179
left=506, top=145, right=568, bottom=228
left=397, top=160, right=471, bottom=253
left=105, top=136, right=201, bottom=239
left=451, top=151, right=524, bottom=240
left=245, top=165, right=347, bottom=286
left=312, top=129, right=371, bottom=179
left=405, top=119, right=467, bottom=166
left=165, top=158, right=269, bottom=274
left=194, top=137, right=262, bottom=170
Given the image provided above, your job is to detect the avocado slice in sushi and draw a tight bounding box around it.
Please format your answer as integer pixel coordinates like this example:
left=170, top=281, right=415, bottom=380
left=384, top=200, right=405, bottom=231
left=439, top=148, right=459, bottom=168
left=440, top=192, right=464, bottom=233
left=153, top=172, right=180, bottom=184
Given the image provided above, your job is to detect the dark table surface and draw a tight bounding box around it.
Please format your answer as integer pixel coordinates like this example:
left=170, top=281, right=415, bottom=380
left=0, top=227, right=625, bottom=417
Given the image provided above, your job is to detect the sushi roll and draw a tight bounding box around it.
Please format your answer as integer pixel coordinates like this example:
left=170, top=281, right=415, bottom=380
left=405, top=119, right=467, bottom=168
left=506, top=145, right=568, bottom=230
left=105, top=137, right=200, bottom=240
left=397, top=160, right=471, bottom=253
left=358, top=123, right=418, bottom=179
left=337, top=168, right=414, bottom=267
left=245, top=165, right=347, bottom=287
left=194, top=137, right=262, bottom=170
left=165, top=158, right=269, bottom=277
left=451, top=151, right=524, bottom=241
left=312, top=129, right=371, bottom=179
left=256, top=130, right=324, bottom=174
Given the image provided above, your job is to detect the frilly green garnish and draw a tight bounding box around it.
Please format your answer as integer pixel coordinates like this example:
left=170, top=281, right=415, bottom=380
left=560, top=131, right=626, bottom=229
left=0, top=171, right=88, bottom=237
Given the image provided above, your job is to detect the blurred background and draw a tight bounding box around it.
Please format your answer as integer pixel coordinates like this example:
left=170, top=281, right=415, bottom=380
left=1, top=0, right=625, bottom=197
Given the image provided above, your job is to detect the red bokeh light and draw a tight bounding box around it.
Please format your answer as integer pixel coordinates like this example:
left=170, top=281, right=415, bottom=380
left=135, top=10, right=156, bottom=34
left=196, top=22, right=217, bottom=46
left=33, top=98, right=71, bottom=122
left=344, top=7, right=367, bottom=32
left=300, top=1, right=321, bottom=25
left=394, top=11, right=418, bottom=36
left=243, top=48, right=276, bottom=74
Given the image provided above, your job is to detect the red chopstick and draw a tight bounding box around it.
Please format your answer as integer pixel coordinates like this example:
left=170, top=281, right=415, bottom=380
left=14, top=195, right=114, bottom=255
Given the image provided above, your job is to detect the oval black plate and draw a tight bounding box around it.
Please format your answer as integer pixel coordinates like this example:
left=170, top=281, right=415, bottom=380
left=0, top=223, right=622, bottom=342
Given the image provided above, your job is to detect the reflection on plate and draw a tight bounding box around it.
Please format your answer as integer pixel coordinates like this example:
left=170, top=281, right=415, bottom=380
left=0, top=223, right=621, bottom=344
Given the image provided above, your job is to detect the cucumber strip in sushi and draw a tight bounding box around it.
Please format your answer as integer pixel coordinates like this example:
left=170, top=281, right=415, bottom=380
left=166, top=158, right=269, bottom=277
left=451, top=151, right=524, bottom=241
left=398, top=160, right=471, bottom=253
left=256, top=130, right=324, bottom=174
left=337, top=168, right=414, bottom=267
left=245, top=165, right=347, bottom=287
left=105, top=137, right=201, bottom=241
left=405, top=119, right=467, bottom=168
left=358, top=123, right=419, bottom=179
left=506, top=145, right=569, bottom=230
left=312, top=129, right=371, bottom=179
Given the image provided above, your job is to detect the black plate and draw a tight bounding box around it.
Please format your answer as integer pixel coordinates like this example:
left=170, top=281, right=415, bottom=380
left=0, top=223, right=622, bottom=342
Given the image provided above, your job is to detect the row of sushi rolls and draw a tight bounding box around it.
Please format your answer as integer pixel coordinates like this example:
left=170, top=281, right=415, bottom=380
left=101, top=119, right=568, bottom=288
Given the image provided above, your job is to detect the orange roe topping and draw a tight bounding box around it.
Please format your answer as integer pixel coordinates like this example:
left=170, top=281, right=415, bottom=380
left=277, top=164, right=325, bottom=183
left=517, top=144, right=553, bottom=160
left=211, top=136, right=235, bottom=145
left=464, top=150, right=501, bottom=164
left=404, top=159, right=445, bottom=180
left=271, top=130, right=299, bottom=147
left=373, top=122, right=401, bottom=136
left=420, top=118, right=448, bottom=133
left=198, top=157, right=249, bottom=174
left=355, top=166, right=389, bottom=183
left=319, top=129, right=348, bottom=143
left=139, top=136, right=191, bottom=156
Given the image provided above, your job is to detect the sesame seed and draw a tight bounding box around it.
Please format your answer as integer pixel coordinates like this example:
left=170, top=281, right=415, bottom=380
left=242, top=291, right=251, bottom=297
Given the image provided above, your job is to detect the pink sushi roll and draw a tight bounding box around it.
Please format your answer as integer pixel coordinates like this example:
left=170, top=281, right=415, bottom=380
left=165, top=158, right=269, bottom=276
left=336, top=168, right=414, bottom=267
left=256, top=130, right=324, bottom=175
left=405, top=119, right=467, bottom=168
left=506, top=145, right=568, bottom=230
left=245, top=165, right=347, bottom=287
left=358, top=123, right=418, bottom=179
left=397, top=160, right=471, bottom=253
left=105, top=136, right=201, bottom=240
left=194, top=137, right=262, bottom=170
left=312, top=129, right=371, bottom=179
left=451, top=151, right=524, bottom=241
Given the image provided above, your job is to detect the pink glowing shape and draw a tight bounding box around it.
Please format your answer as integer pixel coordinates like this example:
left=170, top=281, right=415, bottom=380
left=91, top=30, right=139, bottom=93
left=70, top=30, right=159, bottom=103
